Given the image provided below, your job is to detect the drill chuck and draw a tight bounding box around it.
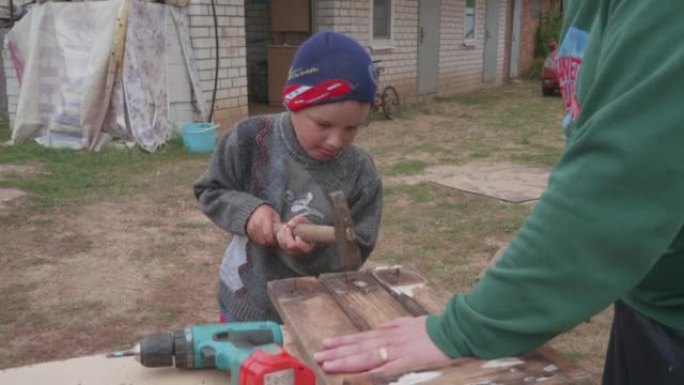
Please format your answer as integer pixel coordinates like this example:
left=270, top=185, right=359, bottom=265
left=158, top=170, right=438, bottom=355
left=136, top=328, right=193, bottom=368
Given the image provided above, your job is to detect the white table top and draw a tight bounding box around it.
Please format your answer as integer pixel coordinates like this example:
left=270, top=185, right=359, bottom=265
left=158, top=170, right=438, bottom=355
left=0, top=354, right=230, bottom=385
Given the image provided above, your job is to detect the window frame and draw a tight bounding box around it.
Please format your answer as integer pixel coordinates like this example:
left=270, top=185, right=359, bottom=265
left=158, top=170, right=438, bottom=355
left=464, top=0, right=476, bottom=45
left=370, top=0, right=394, bottom=50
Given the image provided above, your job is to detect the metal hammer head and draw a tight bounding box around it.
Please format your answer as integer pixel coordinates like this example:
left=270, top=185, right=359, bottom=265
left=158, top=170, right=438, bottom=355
left=330, top=191, right=362, bottom=271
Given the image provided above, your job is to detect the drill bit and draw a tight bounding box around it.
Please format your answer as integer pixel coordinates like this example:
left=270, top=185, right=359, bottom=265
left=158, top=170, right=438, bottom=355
left=107, top=350, right=134, bottom=358
left=106, top=349, right=136, bottom=358
left=106, top=344, right=140, bottom=358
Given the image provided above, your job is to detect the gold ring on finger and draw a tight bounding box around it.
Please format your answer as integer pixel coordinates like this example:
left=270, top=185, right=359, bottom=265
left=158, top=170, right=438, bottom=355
left=379, top=347, right=389, bottom=362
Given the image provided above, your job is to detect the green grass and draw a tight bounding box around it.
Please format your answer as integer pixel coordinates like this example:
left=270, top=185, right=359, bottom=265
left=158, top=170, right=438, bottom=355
left=414, top=143, right=450, bottom=155
left=392, top=82, right=565, bottom=169
left=0, top=120, right=210, bottom=212
left=385, top=159, right=427, bottom=176
left=375, top=180, right=531, bottom=290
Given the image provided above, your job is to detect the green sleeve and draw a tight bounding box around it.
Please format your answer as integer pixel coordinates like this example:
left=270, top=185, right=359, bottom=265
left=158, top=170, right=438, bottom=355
left=427, top=2, right=684, bottom=358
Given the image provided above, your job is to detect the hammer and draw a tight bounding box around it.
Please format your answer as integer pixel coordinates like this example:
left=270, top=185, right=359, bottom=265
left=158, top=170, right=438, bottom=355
left=273, top=191, right=362, bottom=270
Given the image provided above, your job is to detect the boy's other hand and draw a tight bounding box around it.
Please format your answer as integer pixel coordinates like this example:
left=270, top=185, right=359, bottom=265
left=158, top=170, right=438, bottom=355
left=276, top=215, right=316, bottom=256
left=246, top=204, right=280, bottom=246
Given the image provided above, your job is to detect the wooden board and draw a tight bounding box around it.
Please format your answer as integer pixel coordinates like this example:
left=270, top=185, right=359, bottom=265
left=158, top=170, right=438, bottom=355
left=268, top=266, right=593, bottom=385
left=320, top=271, right=411, bottom=330
left=344, top=347, right=593, bottom=385
left=371, top=265, right=452, bottom=315
left=268, top=277, right=358, bottom=385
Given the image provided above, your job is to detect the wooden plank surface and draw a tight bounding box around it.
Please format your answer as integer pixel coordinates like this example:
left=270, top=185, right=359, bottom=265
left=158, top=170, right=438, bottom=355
left=371, top=265, right=452, bottom=315
left=344, top=348, right=593, bottom=385
left=319, top=271, right=411, bottom=330
left=268, top=266, right=594, bottom=385
left=268, top=277, right=358, bottom=385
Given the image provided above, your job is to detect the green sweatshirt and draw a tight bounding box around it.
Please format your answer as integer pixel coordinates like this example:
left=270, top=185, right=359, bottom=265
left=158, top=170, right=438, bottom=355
left=427, top=0, right=684, bottom=358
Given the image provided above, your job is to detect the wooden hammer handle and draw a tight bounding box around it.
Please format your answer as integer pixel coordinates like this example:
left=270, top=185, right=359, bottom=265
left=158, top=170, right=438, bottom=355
left=274, top=223, right=336, bottom=243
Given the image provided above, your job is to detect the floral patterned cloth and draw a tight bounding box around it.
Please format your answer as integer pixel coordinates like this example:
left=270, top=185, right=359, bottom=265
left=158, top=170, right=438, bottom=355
left=122, top=0, right=170, bottom=152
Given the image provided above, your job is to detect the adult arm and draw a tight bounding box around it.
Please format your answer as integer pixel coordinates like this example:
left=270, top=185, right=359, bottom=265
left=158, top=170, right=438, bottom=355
left=428, top=2, right=684, bottom=358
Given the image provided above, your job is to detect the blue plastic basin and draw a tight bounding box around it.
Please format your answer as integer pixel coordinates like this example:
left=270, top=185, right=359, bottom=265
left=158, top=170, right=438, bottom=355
left=182, top=122, right=217, bottom=153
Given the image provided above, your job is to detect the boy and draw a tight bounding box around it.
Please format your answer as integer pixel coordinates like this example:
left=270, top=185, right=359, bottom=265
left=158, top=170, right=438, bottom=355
left=193, top=31, right=383, bottom=322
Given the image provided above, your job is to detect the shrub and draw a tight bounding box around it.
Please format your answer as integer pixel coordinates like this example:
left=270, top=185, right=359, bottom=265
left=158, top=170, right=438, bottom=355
left=526, top=8, right=563, bottom=80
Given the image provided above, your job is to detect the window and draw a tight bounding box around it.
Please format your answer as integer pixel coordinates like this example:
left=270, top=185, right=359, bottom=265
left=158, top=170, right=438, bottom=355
left=373, top=0, right=392, bottom=41
left=464, top=0, right=476, bottom=41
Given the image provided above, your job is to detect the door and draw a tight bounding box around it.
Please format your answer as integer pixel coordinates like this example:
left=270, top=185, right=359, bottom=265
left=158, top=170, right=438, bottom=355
left=509, top=0, right=521, bottom=77
left=483, top=0, right=500, bottom=82
left=417, top=0, right=441, bottom=95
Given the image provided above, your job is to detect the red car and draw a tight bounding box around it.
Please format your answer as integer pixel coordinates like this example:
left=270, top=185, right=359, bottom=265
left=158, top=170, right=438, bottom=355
left=541, top=41, right=560, bottom=96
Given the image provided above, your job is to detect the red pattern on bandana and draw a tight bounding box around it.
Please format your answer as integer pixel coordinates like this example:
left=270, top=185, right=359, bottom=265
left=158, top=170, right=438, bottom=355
left=282, top=79, right=353, bottom=111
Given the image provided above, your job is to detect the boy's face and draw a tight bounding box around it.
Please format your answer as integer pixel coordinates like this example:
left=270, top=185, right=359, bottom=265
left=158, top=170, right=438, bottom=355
left=290, top=101, right=370, bottom=161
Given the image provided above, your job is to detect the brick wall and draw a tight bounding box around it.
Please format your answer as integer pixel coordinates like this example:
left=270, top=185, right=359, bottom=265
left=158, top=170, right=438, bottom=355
left=314, top=0, right=335, bottom=31
left=188, top=0, right=248, bottom=131
left=502, top=0, right=513, bottom=79
left=167, top=14, right=196, bottom=127
left=0, top=28, right=7, bottom=121
left=438, top=0, right=509, bottom=95
left=313, top=0, right=418, bottom=103
left=374, top=0, right=419, bottom=101
left=518, top=0, right=539, bottom=76
left=495, top=0, right=510, bottom=85
left=313, top=0, right=511, bottom=104
left=315, top=0, right=370, bottom=38
left=518, top=0, right=561, bottom=76
left=3, top=33, right=19, bottom=128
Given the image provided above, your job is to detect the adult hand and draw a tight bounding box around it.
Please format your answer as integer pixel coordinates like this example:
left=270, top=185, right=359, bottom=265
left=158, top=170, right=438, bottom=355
left=313, top=316, right=451, bottom=374
left=276, top=215, right=316, bottom=256
left=246, top=204, right=280, bottom=246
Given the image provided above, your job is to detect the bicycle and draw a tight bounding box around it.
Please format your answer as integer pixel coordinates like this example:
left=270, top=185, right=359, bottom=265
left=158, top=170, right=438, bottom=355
left=371, top=60, right=401, bottom=120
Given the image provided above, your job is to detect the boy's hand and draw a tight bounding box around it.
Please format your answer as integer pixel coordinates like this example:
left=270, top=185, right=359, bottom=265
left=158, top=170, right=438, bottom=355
left=276, top=215, right=316, bottom=256
left=246, top=204, right=280, bottom=246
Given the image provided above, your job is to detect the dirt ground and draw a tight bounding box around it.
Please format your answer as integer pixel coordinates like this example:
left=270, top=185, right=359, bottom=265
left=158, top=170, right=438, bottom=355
left=0, top=86, right=610, bottom=380
left=0, top=159, right=227, bottom=367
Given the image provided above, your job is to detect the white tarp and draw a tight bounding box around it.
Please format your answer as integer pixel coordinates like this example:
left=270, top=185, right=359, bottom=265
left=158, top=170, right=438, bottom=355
left=5, top=0, right=208, bottom=152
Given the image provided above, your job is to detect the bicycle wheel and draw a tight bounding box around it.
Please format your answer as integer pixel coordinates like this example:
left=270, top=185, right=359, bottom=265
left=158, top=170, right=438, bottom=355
left=381, top=86, right=400, bottom=119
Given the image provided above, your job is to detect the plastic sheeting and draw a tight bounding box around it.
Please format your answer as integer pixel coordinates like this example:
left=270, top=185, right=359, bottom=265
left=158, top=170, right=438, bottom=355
left=6, top=0, right=209, bottom=152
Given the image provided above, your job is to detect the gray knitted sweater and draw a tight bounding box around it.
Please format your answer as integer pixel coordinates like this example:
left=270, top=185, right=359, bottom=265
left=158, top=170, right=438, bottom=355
left=193, top=112, right=383, bottom=322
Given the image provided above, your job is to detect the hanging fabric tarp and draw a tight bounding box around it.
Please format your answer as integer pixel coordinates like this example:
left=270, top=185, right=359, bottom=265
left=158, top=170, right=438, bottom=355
left=5, top=0, right=209, bottom=152
left=7, top=0, right=126, bottom=149
left=121, top=0, right=170, bottom=152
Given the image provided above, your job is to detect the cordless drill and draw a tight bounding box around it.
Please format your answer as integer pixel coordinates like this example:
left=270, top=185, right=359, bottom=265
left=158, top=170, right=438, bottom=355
left=108, top=321, right=315, bottom=385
